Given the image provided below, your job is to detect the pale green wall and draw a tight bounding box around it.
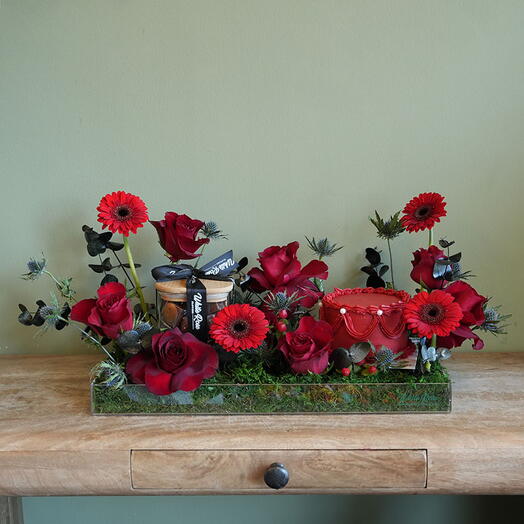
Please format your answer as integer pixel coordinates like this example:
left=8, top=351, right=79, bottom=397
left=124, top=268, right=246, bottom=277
left=1, top=0, right=522, bottom=355
left=2, top=2, right=524, bottom=523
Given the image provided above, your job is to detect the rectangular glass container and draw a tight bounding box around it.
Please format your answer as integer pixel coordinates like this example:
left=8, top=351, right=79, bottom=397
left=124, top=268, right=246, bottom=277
left=91, top=380, right=451, bottom=415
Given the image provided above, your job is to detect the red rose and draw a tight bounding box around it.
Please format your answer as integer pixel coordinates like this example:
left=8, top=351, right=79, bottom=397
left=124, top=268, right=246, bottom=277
left=438, top=281, right=487, bottom=350
left=150, top=212, right=209, bottom=262
left=248, top=241, right=328, bottom=308
left=70, top=282, right=133, bottom=339
left=278, top=316, right=333, bottom=374
left=410, top=245, right=447, bottom=290
left=126, top=328, right=218, bottom=395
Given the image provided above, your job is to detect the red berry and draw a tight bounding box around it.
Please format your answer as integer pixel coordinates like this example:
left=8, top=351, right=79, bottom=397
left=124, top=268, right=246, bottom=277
left=368, top=366, right=378, bottom=375
left=276, top=322, right=287, bottom=332
left=278, top=310, right=289, bottom=319
left=341, top=367, right=351, bottom=377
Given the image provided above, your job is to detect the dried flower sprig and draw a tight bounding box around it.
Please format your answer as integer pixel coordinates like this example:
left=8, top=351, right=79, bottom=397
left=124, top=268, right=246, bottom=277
left=201, top=221, right=228, bottom=240
left=263, top=291, right=300, bottom=314
left=91, top=360, right=128, bottom=389
left=21, top=255, right=76, bottom=301
left=369, top=211, right=404, bottom=289
left=18, top=295, right=70, bottom=332
left=373, top=347, right=402, bottom=370
left=22, top=256, right=47, bottom=280
left=305, top=236, right=343, bottom=259
left=476, top=304, right=511, bottom=335
left=369, top=211, right=405, bottom=240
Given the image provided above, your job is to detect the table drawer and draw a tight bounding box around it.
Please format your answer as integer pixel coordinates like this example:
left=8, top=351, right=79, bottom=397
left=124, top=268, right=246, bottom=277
left=131, top=449, right=427, bottom=490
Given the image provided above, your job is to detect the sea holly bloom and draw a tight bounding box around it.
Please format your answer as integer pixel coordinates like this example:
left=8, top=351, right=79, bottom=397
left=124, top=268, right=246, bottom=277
left=70, top=281, right=133, bottom=339
left=247, top=241, right=329, bottom=308
left=126, top=328, right=218, bottom=395
left=150, top=212, right=209, bottom=262
left=278, top=316, right=334, bottom=374
left=97, top=191, right=149, bottom=236
left=210, top=303, right=269, bottom=353
left=437, top=281, right=487, bottom=350
left=403, top=290, right=463, bottom=339
left=22, top=256, right=47, bottom=280
left=401, top=192, right=447, bottom=233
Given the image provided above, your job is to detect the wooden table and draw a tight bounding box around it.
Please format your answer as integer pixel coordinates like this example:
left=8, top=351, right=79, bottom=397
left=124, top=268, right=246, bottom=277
left=0, top=352, right=523, bottom=520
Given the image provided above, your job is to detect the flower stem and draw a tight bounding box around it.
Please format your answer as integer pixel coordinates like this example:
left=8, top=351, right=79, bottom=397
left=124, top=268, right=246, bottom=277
left=123, top=236, right=149, bottom=319
left=194, top=244, right=207, bottom=269
left=67, top=320, right=116, bottom=363
left=313, top=255, right=324, bottom=293
left=428, top=227, right=434, bottom=248
left=110, top=249, right=134, bottom=287
left=44, top=270, right=77, bottom=302
left=43, top=270, right=61, bottom=288
left=387, top=238, right=395, bottom=289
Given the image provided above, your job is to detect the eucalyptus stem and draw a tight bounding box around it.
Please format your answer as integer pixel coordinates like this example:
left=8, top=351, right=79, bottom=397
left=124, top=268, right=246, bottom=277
left=67, top=320, right=116, bottom=363
left=123, top=236, right=149, bottom=319
left=110, top=249, right=134, bottom=286
left=387, top=238, right=395, bottom=289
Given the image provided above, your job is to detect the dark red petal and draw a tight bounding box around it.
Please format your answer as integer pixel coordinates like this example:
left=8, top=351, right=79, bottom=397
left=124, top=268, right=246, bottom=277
left=247, top=267, right=273, bottom=291
left=144, top=362, right=175, bottom=395
left=150, top=220, right=167, bottom=245
left=452, top=325, right=485, bottom=350
left=300, top=260, right=329, bottom=280
left=97, top=281, right=126, bottom=299
left=126, top=352, right=151, bottom=383
left=295, top=315, right=317, bottom=334
left=70, top=299, right=96, bottom=324
left=290, top=352, right=330, bottom=374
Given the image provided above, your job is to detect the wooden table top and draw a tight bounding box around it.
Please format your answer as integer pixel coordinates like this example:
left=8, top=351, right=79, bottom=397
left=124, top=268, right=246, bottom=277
left=0, top=352, right=522, bottom=495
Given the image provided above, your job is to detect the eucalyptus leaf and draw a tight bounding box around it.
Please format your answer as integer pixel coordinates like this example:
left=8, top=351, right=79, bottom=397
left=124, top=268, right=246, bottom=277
left=365, top=248, right=381, bottom=266
left=349, top=342, right=374, bottom=363
left=378, top=264, right=389, bottom=277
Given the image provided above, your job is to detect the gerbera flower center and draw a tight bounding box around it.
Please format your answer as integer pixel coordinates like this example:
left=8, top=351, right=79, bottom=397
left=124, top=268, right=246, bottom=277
left=420, top=303, right=444, bottom=324
left=415, top=205, right=432, bottom=219
left=231, top=320, right=249, bottom=338
left=115, top=206, right=132, bottom=220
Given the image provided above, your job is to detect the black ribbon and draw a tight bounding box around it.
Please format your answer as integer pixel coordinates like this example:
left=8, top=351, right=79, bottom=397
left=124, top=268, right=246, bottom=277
left=151, top=251, right=239, bottom=340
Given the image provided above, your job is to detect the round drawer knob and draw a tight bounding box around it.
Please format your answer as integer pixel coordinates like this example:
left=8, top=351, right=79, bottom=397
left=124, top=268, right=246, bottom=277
left=264, top=462, right=289, bottom=490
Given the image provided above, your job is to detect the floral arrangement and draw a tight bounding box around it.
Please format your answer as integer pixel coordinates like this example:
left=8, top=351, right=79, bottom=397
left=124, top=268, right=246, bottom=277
left=363, top=192, right=509, bottom=371
left=17, top=191, right=509, bottom=410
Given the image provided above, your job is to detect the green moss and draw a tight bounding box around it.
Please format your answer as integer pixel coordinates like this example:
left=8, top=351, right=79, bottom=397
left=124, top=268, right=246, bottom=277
left=92, top=361, right=451, bottom=415
left=205, top=356, right=449, bottom=385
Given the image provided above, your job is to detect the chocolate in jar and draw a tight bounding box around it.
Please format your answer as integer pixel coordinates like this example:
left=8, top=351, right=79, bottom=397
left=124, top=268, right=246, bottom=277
left=155, top=278, right=234, bottom=332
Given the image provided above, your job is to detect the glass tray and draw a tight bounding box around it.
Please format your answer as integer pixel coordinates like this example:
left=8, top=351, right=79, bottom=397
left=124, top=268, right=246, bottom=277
left=91, top=380, right=451, bottom=415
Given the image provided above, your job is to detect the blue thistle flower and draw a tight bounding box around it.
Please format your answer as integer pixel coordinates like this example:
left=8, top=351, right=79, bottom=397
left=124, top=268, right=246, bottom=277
left=22, top=256, right=47, bottom=280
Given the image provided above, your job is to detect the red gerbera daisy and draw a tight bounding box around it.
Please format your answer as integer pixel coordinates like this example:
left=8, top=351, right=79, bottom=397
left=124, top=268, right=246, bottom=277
left=401, top=192, right=447, bottom=233
left=210, top=304, right=269, bottom=353
left=404, top=290, right=463, bottom=338
left=97, top=191, right=149, bottom=236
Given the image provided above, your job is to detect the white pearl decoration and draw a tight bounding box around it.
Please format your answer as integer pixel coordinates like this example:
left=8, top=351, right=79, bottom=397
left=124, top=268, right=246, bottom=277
left=376, top=309, right=383, bottom=316
left=339, top=308, right=347, bottom=314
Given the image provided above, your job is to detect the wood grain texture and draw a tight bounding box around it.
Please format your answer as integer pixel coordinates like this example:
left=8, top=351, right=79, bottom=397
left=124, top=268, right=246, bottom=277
left=131, top=449, right=427, bottom=490
left=0, top=452, right=130, bottom=496
left=0, top=352, right=522, bottom=494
